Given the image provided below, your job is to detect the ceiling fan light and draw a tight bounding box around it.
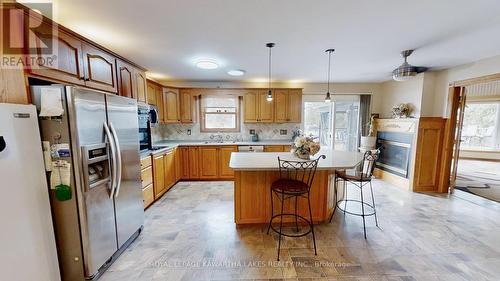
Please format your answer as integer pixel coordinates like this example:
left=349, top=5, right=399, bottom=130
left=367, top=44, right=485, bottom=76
left=392, top=63, right=417, bottom=81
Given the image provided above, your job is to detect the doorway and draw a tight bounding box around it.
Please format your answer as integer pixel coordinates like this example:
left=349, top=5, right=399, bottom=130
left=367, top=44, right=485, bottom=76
left=302, top=95, right=360, bottom=151
left=446, top=77, right=500, bottom=203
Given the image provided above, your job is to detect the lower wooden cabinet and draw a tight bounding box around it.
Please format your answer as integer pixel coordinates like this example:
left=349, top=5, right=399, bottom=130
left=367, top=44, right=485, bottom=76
left=219, top=146, right=238, bottom=179
left=174, top=148, right=182, bottom=182
left=142, top=184, right=154, bottom=209
left=188, top=147, right=200, bottom=179
left=199, top=147, right=219, bottom=179
left=264, top=145, right=284, bottom=152
left=153, top=154, right=166, bottom=199
left=164, top=149, right=176, bottom=191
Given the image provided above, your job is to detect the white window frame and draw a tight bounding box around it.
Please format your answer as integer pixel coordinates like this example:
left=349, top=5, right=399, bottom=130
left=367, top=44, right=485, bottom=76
left=199, top=94, right=241, bottom=133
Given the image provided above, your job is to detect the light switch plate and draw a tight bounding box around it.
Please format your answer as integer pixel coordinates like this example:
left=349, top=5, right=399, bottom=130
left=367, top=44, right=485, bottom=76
left=249, top=129, right=255, bottom=134
left=280, top=130, right=287, bottom=135
left=187, top=129, right=191, bottom=135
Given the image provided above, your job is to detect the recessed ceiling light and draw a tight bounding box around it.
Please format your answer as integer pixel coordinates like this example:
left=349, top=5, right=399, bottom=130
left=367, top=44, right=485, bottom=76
left=196, top=60, right=219, bottom=69
left=227, top=69, right=246, bottom=76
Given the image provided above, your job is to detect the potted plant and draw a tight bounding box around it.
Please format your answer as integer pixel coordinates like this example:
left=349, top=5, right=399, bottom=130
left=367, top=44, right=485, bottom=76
left=360, top=115, right=377, bottom=149
left=292, top=136, right=321, bottom=160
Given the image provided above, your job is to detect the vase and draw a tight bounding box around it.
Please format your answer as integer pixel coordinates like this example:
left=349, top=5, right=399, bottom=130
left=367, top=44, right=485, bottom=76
left=295, top=150, right=310, bottom=160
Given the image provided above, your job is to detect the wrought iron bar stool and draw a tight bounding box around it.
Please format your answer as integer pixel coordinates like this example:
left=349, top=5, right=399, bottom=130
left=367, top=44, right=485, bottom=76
left=267, top=155, right=325, bottom=261
left=329, top=149, right=380, bottom=239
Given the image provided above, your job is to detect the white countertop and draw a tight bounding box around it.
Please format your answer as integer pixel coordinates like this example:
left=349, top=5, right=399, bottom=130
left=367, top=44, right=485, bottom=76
left=229, top=149, right=363, bottom=171
left=139, top=139, right=294, bottom=158
left=153, top=139, right=293, bottom=147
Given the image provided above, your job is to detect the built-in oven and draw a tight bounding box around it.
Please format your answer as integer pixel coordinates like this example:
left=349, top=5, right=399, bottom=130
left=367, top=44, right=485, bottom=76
left=138, top=104, right=152, bottom=151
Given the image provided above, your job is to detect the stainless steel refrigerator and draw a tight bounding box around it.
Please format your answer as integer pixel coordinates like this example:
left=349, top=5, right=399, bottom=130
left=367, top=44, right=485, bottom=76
left=31, top=85, right=144, bottom=281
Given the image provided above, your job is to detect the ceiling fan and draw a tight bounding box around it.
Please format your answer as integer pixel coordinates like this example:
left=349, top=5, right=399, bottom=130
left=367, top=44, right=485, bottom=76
left=392, top=49, right=428, bottom=81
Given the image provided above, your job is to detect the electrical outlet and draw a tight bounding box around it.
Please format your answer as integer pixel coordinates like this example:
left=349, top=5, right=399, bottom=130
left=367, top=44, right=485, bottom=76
left=249, top=129, right=255, bottom=134
left=280, top=129, right=287, bottom=135
left=187, top=129, right=191, bottom=135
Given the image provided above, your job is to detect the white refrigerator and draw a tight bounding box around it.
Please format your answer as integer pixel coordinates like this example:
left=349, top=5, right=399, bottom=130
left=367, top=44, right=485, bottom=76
left=0, top=103, right=61, bottom=281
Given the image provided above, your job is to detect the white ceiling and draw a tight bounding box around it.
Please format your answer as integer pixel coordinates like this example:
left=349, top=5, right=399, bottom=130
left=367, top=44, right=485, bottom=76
left=49, top=0, right=500, bottom=83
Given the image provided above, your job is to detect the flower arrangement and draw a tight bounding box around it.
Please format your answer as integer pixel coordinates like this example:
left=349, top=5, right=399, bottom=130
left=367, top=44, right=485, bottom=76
left=292, top=136, right=321, bottom=159
left=391, top=103, right=411, bottom=118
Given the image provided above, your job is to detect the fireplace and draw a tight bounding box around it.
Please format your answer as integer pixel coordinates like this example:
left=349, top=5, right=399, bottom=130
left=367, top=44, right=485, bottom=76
left=376, top=131, right=413, bottom=178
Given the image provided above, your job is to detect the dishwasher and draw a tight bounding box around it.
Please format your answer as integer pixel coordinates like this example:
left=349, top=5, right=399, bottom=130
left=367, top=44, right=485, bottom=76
left=238, top=145, right=264, bottom=152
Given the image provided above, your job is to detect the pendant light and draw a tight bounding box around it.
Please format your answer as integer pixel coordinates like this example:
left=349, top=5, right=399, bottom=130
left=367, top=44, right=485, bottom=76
left=325, top=48, right=335, bottom=103
left=266, top=43, right=275, bottom=101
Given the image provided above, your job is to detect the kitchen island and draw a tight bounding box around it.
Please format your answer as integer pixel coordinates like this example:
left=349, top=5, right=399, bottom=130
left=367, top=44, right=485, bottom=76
left=229, top=150, right=363, bottom=225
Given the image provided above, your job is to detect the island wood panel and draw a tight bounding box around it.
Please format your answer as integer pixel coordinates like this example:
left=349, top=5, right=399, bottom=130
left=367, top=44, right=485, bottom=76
left=413, top=117, right=446, bottom=192
left=234, top=170, right=331, bottom=224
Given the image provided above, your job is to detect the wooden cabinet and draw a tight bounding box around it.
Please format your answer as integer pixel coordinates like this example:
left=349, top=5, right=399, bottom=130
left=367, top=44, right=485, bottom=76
left=274, top=89, right=302, bottom=123
left=243, top=90, right=274, bottom=123
left=258, top=90, right=274, bottom=122
left=199, top=147, right=219, bottom=179
left=156, top=86, right=165, bottom=123
left=174, top=148, right=182, bottom=182
left=134, top=70, right=147, bottom=103
left=146, top=80, right=157, bottom=105
left=82, top=43, right=117, bottom=93
left=163, top=88, right=181, bottom=123
left=243, top=90, right=258, bottom=122
left=288, top=89, right=302, bottom=122
left=140, top=155, right=154, bottom=209
left=116, top=59, right=134, bottom=99
left=219, top=146, right=237, bottom=179
left=180, top=147, right=190, bottom=179
left=264, top=145, right=285, bottom=152
left=153, top=154, right=166, bottom=199
left=163, top=149, right=176, bottom=191
left=188, top=147, right=200, bottom=179
left=179, top=89, right=196, bottom=123
left=29, top=22, right=85, bottom=86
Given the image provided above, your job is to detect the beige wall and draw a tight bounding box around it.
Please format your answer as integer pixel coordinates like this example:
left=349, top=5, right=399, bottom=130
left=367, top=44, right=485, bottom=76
left=432, top=54, right=500, bottom=117
left=163, top=54, right=500, bottom=119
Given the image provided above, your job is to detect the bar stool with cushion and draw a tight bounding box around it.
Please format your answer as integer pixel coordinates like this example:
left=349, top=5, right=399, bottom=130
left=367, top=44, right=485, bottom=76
left=329, top=149, right=380, bottom=239
left=267, top=155, right=325, bottom=261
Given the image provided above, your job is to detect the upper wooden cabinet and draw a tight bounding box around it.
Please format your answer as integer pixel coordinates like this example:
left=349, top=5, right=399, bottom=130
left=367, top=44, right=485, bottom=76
left=29, top=22, right=85, bottom=86
left=179, top=89, right=196, bottom=123
left=116, top=59, right=134, bottom=98
left=146, top=80, right=158, bottom=105
left=163, top=88, right=181, bottom=123
left=82, top=43, right=117, bottom=93
left=243, top=89, right=301, bottom=123
left=274, top=89, right=302, bottom=123
left=134, top=70, right=147, bottom=103
left=243, top=90, right=274, bottom=123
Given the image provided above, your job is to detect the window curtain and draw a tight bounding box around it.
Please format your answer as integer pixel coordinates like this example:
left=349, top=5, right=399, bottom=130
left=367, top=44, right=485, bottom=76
left=359, top=95, right=371, bottom=138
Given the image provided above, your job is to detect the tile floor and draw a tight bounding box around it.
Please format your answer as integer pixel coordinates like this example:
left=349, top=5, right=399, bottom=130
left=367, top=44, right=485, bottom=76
left=100, top=180, right=500, bottom=281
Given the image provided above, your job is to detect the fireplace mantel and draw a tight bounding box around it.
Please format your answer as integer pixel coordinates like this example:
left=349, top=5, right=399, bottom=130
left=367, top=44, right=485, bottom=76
left=373, top=118, right=418, bottom=134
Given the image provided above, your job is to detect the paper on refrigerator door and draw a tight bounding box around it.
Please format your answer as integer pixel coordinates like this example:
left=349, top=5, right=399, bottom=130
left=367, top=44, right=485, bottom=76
left=50, top=160, right=71, bottom=189
left=39, top=87, right=64, bottom=117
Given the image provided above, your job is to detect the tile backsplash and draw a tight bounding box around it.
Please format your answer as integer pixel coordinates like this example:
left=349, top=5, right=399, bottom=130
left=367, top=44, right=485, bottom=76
left=152, top=123, right=300, bottom=142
